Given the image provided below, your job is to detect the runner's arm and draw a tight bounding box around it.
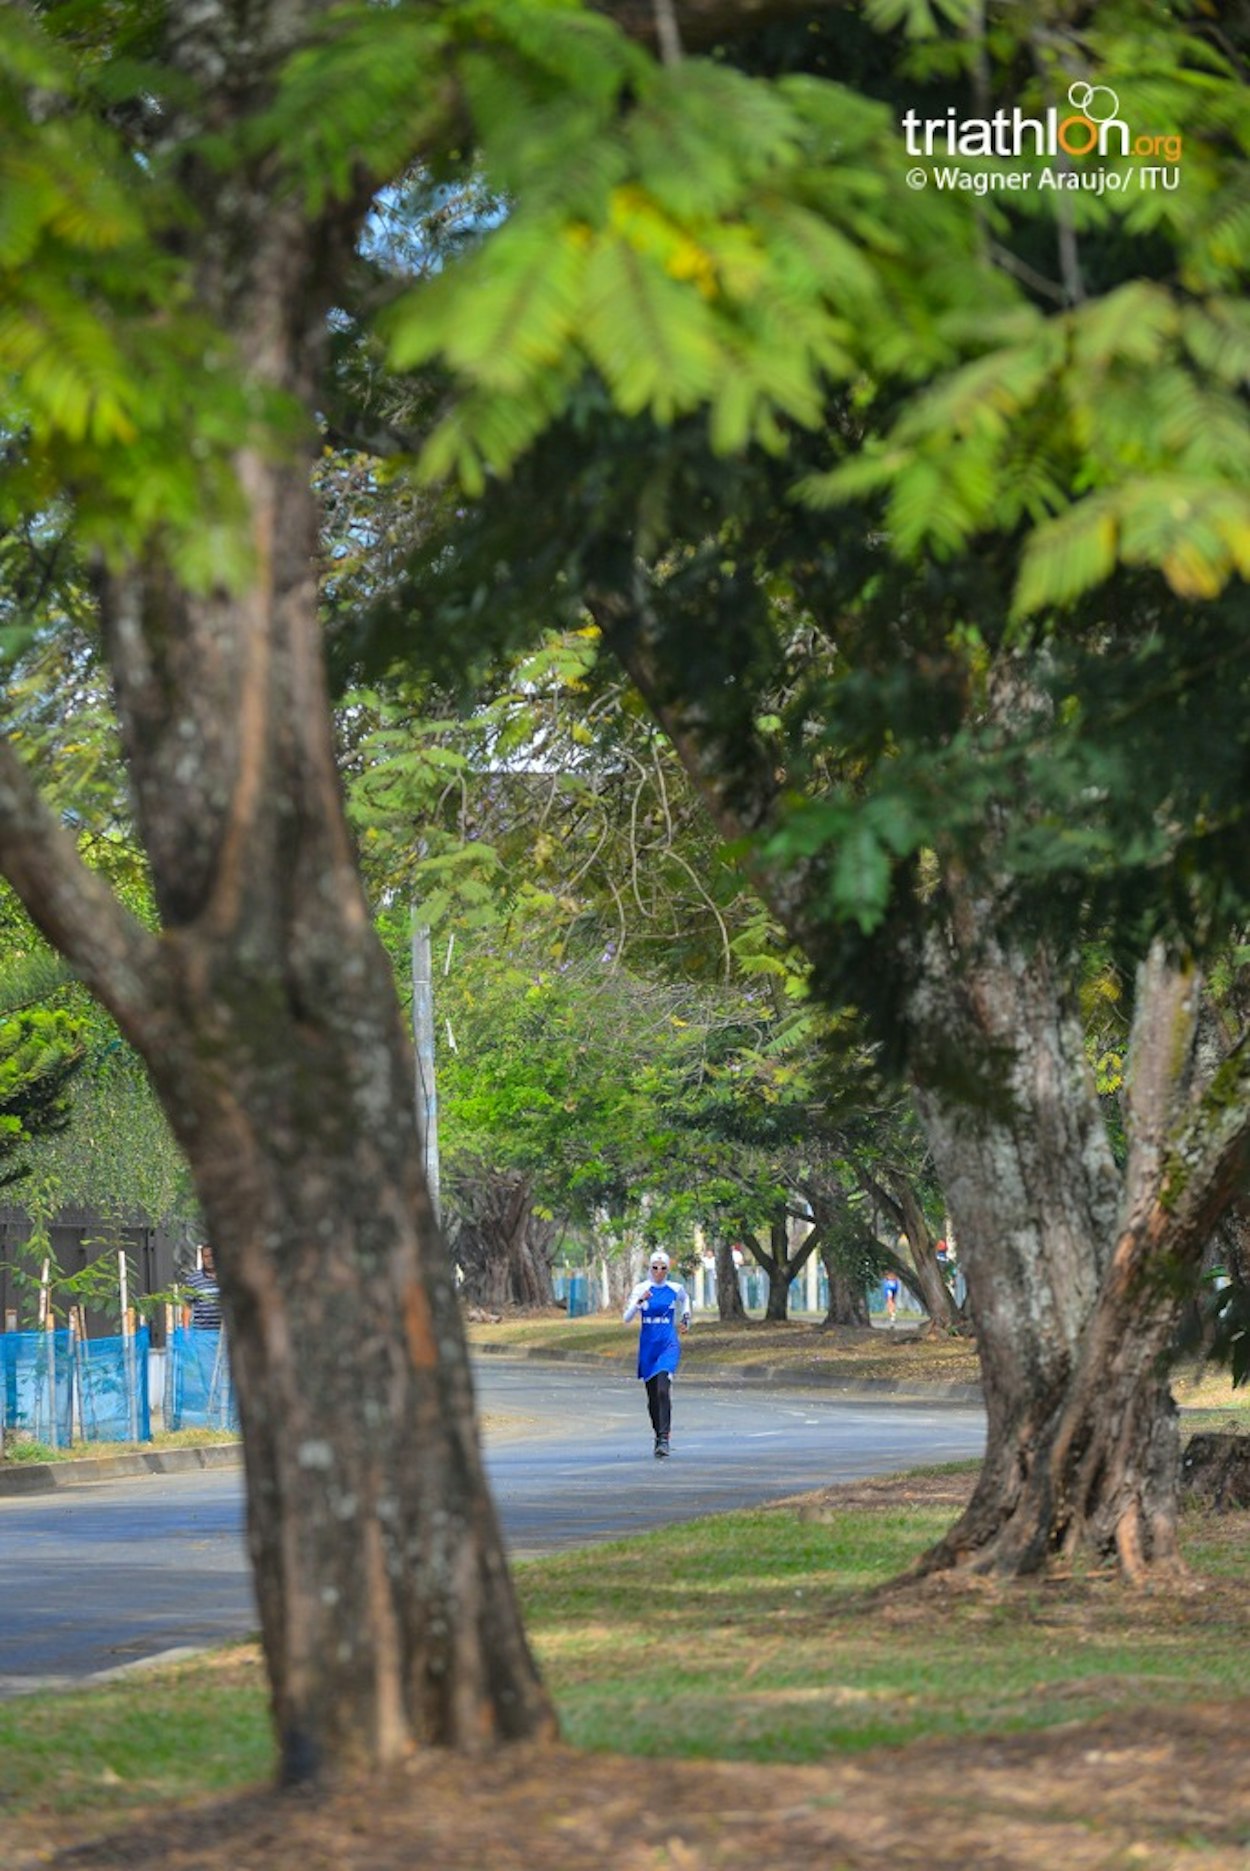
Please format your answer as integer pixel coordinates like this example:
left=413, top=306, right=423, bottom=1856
left=622, top=1281, right=651, bottom=1323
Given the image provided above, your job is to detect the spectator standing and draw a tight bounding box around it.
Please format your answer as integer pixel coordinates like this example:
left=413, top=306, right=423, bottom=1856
left=183, top=1244, right=222, bottom=1331
left=623, top=1250, right=691, bottom=1458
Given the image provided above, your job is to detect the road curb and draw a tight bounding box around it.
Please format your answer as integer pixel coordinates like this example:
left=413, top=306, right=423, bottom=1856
left=685, top=1367, right=984, bottom=1403
left=471, top=1342, right=984, bottom=1404
left=0, top=1442, right=242, bottom=1497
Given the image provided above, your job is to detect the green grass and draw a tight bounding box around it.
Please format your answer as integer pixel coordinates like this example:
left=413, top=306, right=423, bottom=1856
left=1178, top=1404, right=1250, bottom=1436
left=468, top=1312, right=987, bottom=1385
left=1, top=1427, right=240, bottom=1465
left=514, top=1493, right=1250, bottom=1760
left=1, top=1438, right=61, bottom=1463
left=0, top=1656, right=272, bottom=1824
left=1, top=1468, right=1246, bottom=1839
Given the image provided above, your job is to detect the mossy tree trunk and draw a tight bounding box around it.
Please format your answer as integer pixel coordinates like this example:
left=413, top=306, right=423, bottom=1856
left=819, top=1248, right=871, bottom=1327
left=906, top=924, right=1250, bottom=1581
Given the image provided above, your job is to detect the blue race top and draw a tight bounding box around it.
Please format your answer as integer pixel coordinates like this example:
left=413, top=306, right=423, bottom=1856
left=636, top=1282, right=683, bottom=1381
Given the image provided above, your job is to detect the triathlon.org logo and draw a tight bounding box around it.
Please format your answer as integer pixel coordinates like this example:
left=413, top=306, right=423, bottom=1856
left=902, top=81, right=1183, bottom=164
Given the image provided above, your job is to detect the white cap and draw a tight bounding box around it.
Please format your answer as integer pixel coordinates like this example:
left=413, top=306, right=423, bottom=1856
left=648, top=1250, right=671, bottom=1271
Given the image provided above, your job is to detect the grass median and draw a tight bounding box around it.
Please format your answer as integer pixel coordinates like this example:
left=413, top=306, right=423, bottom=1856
left=466, top=1312, right=986, bottom=1386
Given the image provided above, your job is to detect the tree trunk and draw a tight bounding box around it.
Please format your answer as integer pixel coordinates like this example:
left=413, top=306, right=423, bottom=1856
left=714, top=1236, right=747, bottom=1321
left=800, top=1191, right=874, bottom=1326
left=905, top=927, right=1250, bottom=1581
left=0, top=0, right=554, bottom=1776
left=820, top=1245, right=871, bottom=1328
left=757, top=1211, right=790, bottom=1321
left=161, top=1007, right=554, bottom=1775
left=748, top=1206, right=820, bottom=1321
left=450, top=1170, right=558, bottom=1310
left=1181, top=1433, right=1250, bottom=1511
left=883, top=1168, right=963, bottom=1332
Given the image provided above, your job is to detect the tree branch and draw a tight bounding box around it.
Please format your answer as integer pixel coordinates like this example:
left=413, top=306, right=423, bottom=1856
left=0, top=737, right=168, bottom=1051
left=1155, top=1032, right=1250, bottom=1262
left=855, top=1165, right=904, bottom=1231
left=1120, top=941, right=1201, bottom=1229
left=587, top=582, right=818, bottom=944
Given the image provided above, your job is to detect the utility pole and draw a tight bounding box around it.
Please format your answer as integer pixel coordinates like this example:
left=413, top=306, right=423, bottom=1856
left=410, top=910, right=441, bottom=1225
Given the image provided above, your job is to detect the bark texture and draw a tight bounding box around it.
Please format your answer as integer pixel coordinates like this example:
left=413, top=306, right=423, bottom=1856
left=1181, top=1433, right=1250, bottom=1511
left=904, top=923, right=1250, bottom=1579
left=0, top=0, right=556, bottom=1778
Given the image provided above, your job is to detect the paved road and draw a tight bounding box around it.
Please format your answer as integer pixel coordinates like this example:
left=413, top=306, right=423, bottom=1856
left=482, top=1361, right=983, bottom=1554
left=0, top=1361, right=984, bottom=1694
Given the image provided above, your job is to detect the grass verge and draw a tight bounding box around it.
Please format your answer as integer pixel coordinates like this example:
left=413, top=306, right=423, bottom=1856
left=519, top=1475, right=1250, bottom=1760
left=2, top=1466, right=1247, bottom=1841
left=468, top=1310, right=1250, bottom=1416
left=467, top=1313, right=986, bottom=1385
left=0, top=1428, right=240, bottom=1465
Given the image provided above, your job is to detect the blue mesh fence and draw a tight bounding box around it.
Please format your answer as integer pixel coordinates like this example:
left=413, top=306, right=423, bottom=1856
left=739, top=1268, right=768, bottom=1312
left=553, top=1270, right=595, bottom=1316
left=565, top=1272, right=592, bottom=1317
left=165, top=1327, right=238, bottom=1431
left=1, top=1330, right=74, bottom=1448
left=74, top=1327, right=151, bottom=1443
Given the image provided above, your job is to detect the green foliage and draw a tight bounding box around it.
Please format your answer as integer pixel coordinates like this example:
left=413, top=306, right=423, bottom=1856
left=339, top=7, right=988, bottom=491
left=863, top=0, right=980, bottom=33
left=297, top=0, right=1250, bottom=633
left=0, top=9, right=281, bottom=588
left=17, top=1048, right=194, bottom=1234
left=0, top=886, right=190, bottom=1325
left=435, top=933, right=712, bottom=1229
left=804, top=281, right=1250, bottom=615
left=344, top=626, right=765, bottom=986
left=0, top=1007, right=85, bottom=1187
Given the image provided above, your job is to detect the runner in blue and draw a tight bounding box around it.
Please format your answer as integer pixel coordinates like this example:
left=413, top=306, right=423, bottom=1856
left=622, top=1250, right=691, bottom=1458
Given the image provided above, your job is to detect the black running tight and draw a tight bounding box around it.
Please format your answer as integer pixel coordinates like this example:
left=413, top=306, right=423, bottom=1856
left=645, top=1371, right=672, bottom=1438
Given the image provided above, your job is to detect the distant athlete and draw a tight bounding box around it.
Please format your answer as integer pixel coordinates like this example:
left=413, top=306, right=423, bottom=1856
left=623, top=1250, right=691, bottom=1458
left=884, top=1273, right=900, bottom=1326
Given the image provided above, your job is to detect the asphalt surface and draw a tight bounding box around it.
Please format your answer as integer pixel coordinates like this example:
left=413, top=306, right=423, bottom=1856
left=483, top=1360, right=984, bottom=1554
left=0, top=1359, right=985, bottom=1696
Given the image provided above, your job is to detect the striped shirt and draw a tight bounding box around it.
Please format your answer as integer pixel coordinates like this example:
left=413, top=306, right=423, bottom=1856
left=184, top=1268, right=223, bottom=1331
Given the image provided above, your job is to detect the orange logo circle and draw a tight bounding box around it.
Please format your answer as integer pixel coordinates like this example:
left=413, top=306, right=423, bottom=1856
left=1058, top=114, right=1100, bottom=157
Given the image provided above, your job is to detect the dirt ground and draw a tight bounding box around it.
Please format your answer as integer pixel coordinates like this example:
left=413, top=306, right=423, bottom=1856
left=12, top=1473, right=1250, bottom=1871
left=19, top=1697, right=1250, bottom=1871
left=16, top=1703, right=1247, bottom=1871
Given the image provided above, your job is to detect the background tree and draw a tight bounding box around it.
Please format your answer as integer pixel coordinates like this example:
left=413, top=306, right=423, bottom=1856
left=0, top=999, right=84, bottom=1192
left=375, top=3, right=1250, bottom=1584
